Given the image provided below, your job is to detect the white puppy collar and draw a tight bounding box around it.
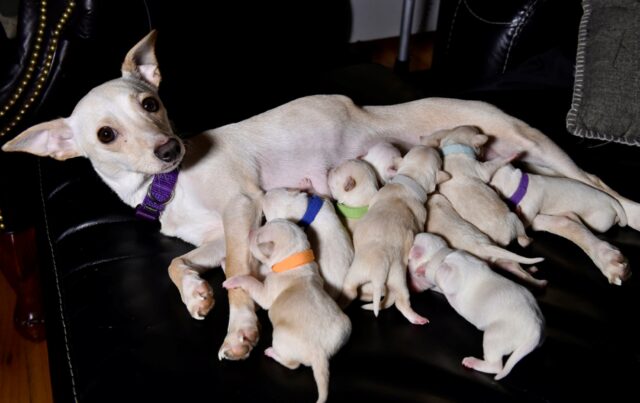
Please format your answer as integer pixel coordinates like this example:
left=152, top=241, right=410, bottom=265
left=390, top=174, right=427, bottom=203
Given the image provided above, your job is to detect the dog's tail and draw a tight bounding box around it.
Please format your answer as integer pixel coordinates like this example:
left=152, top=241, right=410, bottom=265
left=494, top=328, right=541, bottom=381
left=311, top=354, right=330, bottom=403
left=483, top=245, right=544, bottom=265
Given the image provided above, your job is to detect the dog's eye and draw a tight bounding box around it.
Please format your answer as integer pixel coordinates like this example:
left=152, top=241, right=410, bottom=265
left=142, top=97, right=159, bottom=112
left=97, top=126, right=117, bottom=144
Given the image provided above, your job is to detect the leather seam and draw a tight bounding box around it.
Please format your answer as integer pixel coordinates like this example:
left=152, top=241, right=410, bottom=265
left=38, top=159, right=79, bottom=400
left=444, top=0, right=464, bottom=57
left=503, top=0, right=540, bottom=73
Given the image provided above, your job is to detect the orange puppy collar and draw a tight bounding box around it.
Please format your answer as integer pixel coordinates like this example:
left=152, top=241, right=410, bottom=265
left=272, top=249, right=315, bottom=273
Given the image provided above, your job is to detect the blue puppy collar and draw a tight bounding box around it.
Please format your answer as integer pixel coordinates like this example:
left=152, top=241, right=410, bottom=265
left=441, top=144, right=476, bottom=158
left=297, top=195, right=324, bottom=228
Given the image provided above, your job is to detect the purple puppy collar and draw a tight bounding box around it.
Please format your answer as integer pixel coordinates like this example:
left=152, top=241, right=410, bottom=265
left=508, top=172, right=529, bottom=206
left=135, top=168, right=179, bottom=221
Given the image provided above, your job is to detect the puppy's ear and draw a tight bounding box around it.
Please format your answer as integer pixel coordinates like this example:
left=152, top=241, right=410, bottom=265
left=409, top=244, right=424, bottom=260
left=122, top=30, right=161, bottom=88
left=419, top=135, right=440, bottom=147
left=344, top=176, right=356, bottom=192
left=257, top=241, right=275, bottom=258
left=471, top=134, right=489, bottom=148
left=1, top=118, right=82, bottom=160
left=436, top=170, right=451, bottom=184
left=434, top=263, right=460, bottom=294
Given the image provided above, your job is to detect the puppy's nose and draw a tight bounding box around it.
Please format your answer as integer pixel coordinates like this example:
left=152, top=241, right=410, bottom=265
left=154, top=138, right=181, bottom=162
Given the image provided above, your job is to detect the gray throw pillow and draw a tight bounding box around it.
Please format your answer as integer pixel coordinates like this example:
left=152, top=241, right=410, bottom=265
left=566, top=0, right=640, bottom=145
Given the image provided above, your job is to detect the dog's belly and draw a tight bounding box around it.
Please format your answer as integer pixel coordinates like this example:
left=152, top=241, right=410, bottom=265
left=259, top=152, right=355, bottom=195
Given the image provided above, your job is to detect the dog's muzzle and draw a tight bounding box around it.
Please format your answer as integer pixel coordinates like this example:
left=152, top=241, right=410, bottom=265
left=154, top=138, right=182, bottom=163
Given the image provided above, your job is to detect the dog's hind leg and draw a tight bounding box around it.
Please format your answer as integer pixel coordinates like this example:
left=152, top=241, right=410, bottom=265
left=531, top=214, right=630, bottom=285
left=168, top=237, right=226, bottom=319
left=218, top=193, right=263, bottom=361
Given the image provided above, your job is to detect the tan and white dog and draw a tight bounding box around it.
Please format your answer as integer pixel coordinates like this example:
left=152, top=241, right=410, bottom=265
left=328, top=158, right=379, bottom=235
left=223, top=219, right=351, bottom=403
left=408, top=233, right=544, bottom=380
left=3, top=31, right=638, bottom=360
left=342, top=146, right=448, bottom=323
left=360, top=141, right=402, bottom=184
left=491, top=164, right=630, bottom=284
left=262, top=187, right=353, bottom=299
left=426, top=193, right=547, bottom=287
left=422, top=125, right=530, bottom=247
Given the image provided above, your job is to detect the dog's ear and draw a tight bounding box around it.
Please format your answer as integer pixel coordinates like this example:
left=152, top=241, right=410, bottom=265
left=436, top=170, right=451, bottom=184
left=343, top=176, right=356, bottom=192
left=471, top=134, right=489, bottom=148
left=257, top=241, right=275, bottom=258
left=409, top=243, right=424, bottom=260
left=122, top=30, right=161, bottom=88
left=1, top=118, right=82, bottom=160
left=434, top=263, right=460, bottom=294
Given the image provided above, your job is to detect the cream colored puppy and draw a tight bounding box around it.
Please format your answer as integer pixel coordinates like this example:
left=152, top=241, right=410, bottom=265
left=262, top=188, right=353, bottom=299
left=342, top=146, right=449, bottom=323
left=328, top=159, right=379, bottom=234
left=491, top=164, right=630, bottom=284
left=426, top=193, right=547, bottom=287
left=422, top=125, right=530, bottom=247
left=408, top=233, right=544, bottom=380
left=360, top=141, right=402, bottom=184
left=223, top=219, right=351, bottom=403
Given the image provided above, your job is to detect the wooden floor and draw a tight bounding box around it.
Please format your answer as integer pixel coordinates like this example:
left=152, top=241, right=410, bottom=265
left=0, top=271, right=53, bottom=403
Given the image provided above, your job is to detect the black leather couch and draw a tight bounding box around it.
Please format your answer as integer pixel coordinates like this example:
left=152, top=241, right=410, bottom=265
left=2, top=1, right=639, bottom=402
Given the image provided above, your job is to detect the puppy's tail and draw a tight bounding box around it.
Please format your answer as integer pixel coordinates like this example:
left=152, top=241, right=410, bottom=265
left=482, top=245, right=544, bottom=265
left=494, top=329, right=541, bottom=381
left=311, top=355, right=330, bottom=403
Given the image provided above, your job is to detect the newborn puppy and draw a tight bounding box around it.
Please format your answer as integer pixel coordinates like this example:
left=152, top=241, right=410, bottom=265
left=426, top=193, right=547, bottom=287
left=223, top=219, right=351, bottom=403
left=408, top=233, right=544, bottom=380
left=422, top=125, right=530, bottom=247
left=491, top=164, right=630, bottom=284
left=361, top=141, right=403, bottom=184
left=328, top=159, right=379, bottom=234
left=262, top=188, right=354, bottom=299
left=342, top=146, right=449, bottom=324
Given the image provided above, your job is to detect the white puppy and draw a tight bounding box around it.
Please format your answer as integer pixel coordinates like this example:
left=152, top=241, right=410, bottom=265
left=328, top=159, right=379, bottom=235
left=426, top=193, right=547, bottom=287
left=491, top=164, right=630, bottom=284
left=422, top=125, right=530, bottom=247
left=360, top=141, right=402, bottom=184
left=223, top=219, right=351, bottom=403
left=342, top=146, right=448, bottom=324
left=408, top=233, right=544, bottom=380
left=262, top=188, right=353, bottom=299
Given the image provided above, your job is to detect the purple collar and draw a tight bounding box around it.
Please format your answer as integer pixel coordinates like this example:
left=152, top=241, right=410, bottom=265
left=135, top=168, right=179, bottom=221
left=508, top=172, right=529, bottom=206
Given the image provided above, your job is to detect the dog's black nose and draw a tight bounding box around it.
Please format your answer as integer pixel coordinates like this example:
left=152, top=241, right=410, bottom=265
left=154, top=138, right=181, bottom=162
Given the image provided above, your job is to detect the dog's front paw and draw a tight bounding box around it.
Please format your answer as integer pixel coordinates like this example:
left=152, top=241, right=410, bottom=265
left=218, top=306, right=260, bottom=361
left=181, top=271, right=215, bottom=320
left=597, top=243, right=630, bottom=285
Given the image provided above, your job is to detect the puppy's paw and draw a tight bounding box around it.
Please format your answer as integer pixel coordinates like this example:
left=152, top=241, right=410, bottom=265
left=298, top=177, right=313, bottom=191
left=222, top=275, right=247, bottom=290
left=218, top=308, right=260, bottom=361
left=597, top=243, right=630, bottom=285
left=181, top=271, right=215, bottom=320
left=462, top=357, right=481, bottom=369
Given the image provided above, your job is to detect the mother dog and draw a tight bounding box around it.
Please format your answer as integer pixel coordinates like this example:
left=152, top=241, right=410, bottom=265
left=2, top=31, right=634, bottom=360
